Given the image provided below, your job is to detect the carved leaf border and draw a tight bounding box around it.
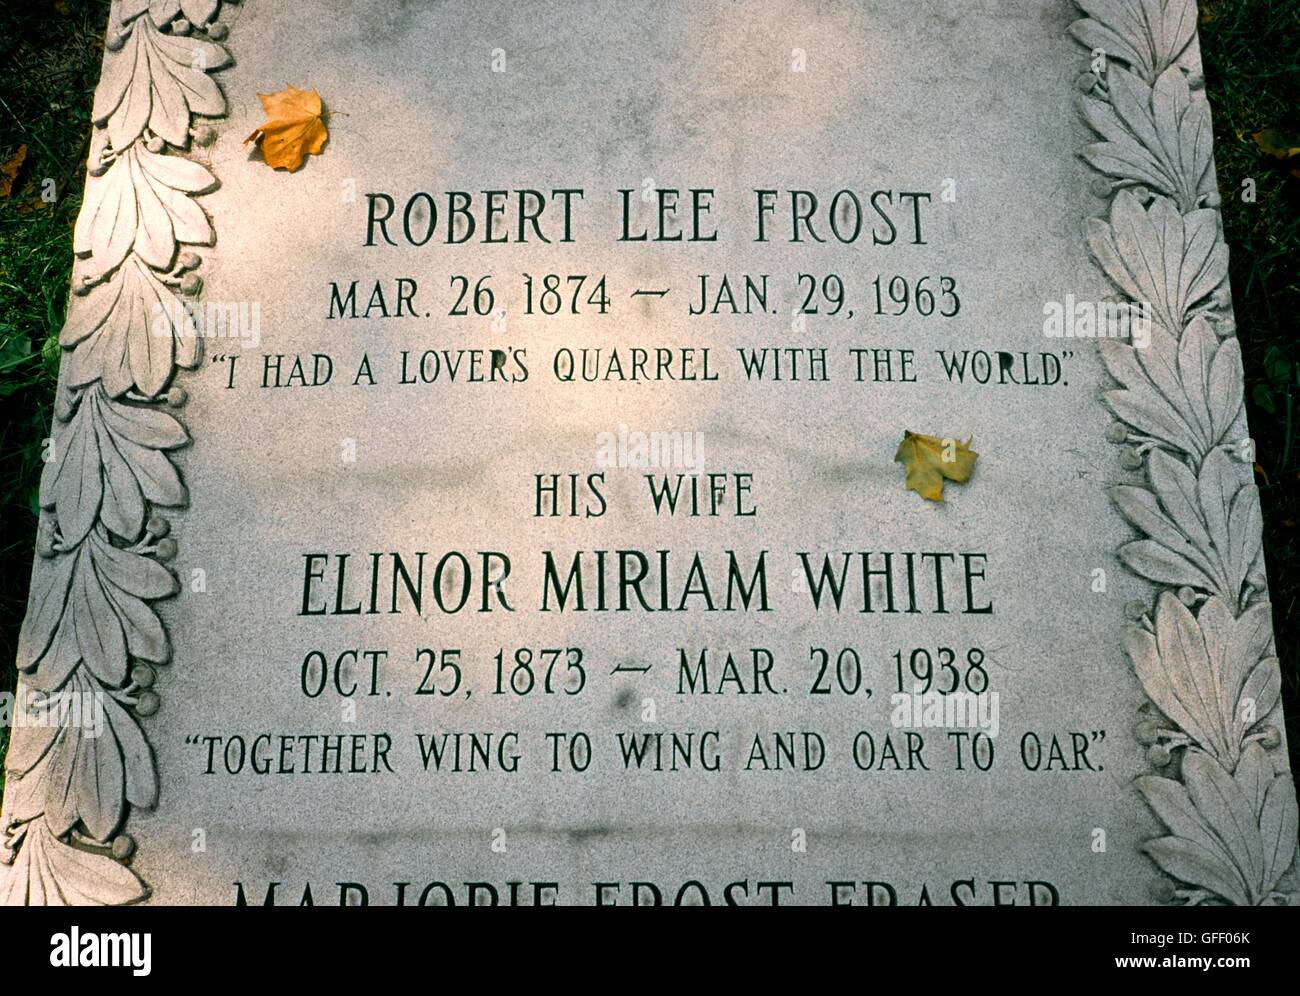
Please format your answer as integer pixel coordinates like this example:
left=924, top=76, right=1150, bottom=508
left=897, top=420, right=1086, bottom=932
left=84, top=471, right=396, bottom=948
left=0, top=0, right=235, bottom=905
left=1072, top=0, right=1298, bottom=904
left=1, top=0, right=1294, bottom=908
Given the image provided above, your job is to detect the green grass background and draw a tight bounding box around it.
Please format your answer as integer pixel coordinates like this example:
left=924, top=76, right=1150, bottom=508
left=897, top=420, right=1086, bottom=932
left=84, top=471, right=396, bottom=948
left=0, top=0, right=112, bottom=796
left=0, top=0, right=1297, bottom=801
left=1201, top=0, right=1300, bottom=779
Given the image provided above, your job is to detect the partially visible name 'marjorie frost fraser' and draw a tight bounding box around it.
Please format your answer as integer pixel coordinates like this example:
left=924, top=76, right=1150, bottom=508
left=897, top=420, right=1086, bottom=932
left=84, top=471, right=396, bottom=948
left=231, top=876, right=1061, bottom=906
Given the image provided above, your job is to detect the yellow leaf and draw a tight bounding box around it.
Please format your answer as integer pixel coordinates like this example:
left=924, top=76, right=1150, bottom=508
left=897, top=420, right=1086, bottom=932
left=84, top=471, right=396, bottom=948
left=893, top=430, right=978, bottom=502
left=244, top=86, right=328, bottom=172
left=0, top=144, right=28, bottom=198
left=1252, top=128, right=1300, bottom=161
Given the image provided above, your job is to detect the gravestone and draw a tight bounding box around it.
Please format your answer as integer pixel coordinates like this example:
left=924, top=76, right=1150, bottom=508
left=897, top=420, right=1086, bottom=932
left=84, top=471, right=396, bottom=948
left=3, top=0, right=1297, bottom=906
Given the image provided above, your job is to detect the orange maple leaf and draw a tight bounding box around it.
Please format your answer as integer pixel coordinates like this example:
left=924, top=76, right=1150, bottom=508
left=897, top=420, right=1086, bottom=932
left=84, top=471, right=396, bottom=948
left=244, top=86, right=328, bottom=172
left=0, top=144, right=28, bottom=198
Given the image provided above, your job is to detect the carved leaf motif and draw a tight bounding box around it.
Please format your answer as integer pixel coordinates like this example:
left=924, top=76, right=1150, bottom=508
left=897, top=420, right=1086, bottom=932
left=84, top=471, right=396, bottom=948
left=4, top=0, right=227, bottom=910
left=1125, top=591, right=1276, bottom=768
left=146, top=0, right=221, bottom=28
left=20, top=529, right=177, bottom=691
left=0, top=819, right=147, bottom=906
left=147, top=19, right=229, bottom=108
left=69, top=544, right=128, bottom=688
left=15, top=539, right=78, bottom=675
left=93, top=13, right=229, bottom=149
left=6, top=670, right=158, bottom=842
left=97, top=421, right=147, bottom=540
left=181, top=0, right=220, bottom=27
left=1069, top=0, right=1297, bottom=906
left=1138, top=746, right=1297, bottom=904
left=1100, top=315, right=1244, bottom=464
left=40, top=387, right=189, bottom=545
left=63, top=256, right=201, bottom=398
left=1115, top=449, right=1260, bottom=607
left=1128, top=590, right=1225, bottom=756
left=112, top=383, right=189, bottom=510
left=89, top=527, right=179, bottom=664
left=118, top=0, right=151, bottom=23
left=73, top=144, right=216, bottom=280
left=0, top=762, right=44, bottom=860
left=1259, top=777, right=1300, bottom=898
left=1197, top=598, right=1281, bottom=754
left=1070, top=0, right=1197, bottom=82
left=150, top=0, right=180, bottom=25
left=108, top=689, right=160, bottom=811
left=40, top=390, right=103, bottom=547
left=1081, top=65, right=1214, bottom=210
left=4, top=692, right=63, bottom=778
left=1087, top=192, right=1227, bottom=335
left=46, top=671, right=126, bottom=840
left=1139, top=788, right=1252, bottom=904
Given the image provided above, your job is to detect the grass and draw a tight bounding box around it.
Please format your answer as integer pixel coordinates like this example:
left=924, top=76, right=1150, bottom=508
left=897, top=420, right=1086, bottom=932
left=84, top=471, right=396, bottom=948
left=0, top=0, right=110, bottom=795
left=0, top=0, right=1296, bottom=801
left=1200, top=0, right=1300, bottom=779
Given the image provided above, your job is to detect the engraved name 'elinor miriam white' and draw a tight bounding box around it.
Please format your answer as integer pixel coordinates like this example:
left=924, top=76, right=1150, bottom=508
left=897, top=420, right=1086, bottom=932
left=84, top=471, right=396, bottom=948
left=49, top=929, right=151, bottom=977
